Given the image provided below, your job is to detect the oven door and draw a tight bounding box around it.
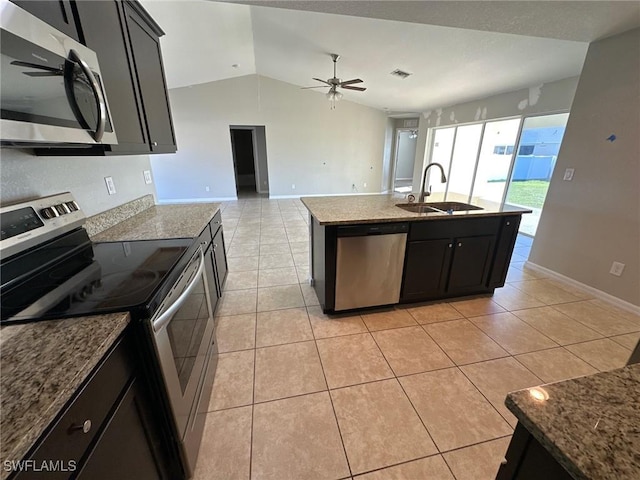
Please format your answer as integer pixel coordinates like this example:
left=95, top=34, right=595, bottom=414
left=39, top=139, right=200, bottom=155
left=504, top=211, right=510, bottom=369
left=150, top=246, right=215, bottom=444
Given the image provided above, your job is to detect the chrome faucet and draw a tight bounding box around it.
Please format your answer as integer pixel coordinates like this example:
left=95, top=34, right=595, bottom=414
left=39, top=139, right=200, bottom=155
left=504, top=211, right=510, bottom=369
left=419, top=162, right=447, bottom=203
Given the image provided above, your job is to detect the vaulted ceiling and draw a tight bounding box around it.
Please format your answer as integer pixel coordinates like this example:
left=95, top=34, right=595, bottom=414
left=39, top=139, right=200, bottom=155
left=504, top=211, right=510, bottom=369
left=141, top=1, right=639, bottom=114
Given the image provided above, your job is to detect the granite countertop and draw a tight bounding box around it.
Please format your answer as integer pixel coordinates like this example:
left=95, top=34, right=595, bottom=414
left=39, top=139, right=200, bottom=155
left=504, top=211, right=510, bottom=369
left=91, top=203, right=220, bottom=241
left=300, top=194, right=531, bottom=225
left=505, top=364, right=640, bottom=480
left=0, top=313, right=130, bottom=477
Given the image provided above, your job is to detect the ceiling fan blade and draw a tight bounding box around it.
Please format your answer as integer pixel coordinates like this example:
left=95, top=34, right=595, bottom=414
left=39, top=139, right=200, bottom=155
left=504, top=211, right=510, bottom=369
left=341, top=85, right=367, bottom=91
left=339, top=79, right=363, bottom=86
left=312, top=77, right=331, bottom=86
left=301, top=86, right=328, bottom=89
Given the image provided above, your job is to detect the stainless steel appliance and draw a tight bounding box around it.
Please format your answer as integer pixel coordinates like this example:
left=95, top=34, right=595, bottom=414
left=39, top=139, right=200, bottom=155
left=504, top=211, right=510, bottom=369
left=0, top=0, right=118, bottom=146
left=0, top=193, right=216, bottom=479
left=334, top=223, right=408, bottom=311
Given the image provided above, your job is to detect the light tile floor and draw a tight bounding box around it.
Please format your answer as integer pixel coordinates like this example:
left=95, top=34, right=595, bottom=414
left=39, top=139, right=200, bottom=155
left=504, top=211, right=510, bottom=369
left=193, top=198, right=640, bottom=480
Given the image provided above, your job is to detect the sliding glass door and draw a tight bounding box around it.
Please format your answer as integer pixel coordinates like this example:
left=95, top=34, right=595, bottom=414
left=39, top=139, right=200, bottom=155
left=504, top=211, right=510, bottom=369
left=425, top=112, right=569, bottom=236
left=505, top=113, right=570, bottom=236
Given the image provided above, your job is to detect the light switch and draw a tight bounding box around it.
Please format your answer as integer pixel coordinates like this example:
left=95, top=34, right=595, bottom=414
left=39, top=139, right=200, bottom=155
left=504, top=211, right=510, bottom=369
left=563, top=168, right=575, bottom=181
left=104, top=176, right=116, bottom=195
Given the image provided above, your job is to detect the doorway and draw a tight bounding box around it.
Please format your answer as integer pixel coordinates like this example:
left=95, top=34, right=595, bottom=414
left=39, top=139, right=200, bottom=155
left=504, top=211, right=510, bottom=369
left=229, top=126, right=269, bottom=198
left=392, top=129, right=418, bottom=193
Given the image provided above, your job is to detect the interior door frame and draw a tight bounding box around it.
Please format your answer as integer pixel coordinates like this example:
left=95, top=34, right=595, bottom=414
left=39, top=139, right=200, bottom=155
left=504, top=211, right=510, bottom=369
left=391, top=128, right=418, bottom=190
left=229, top=125, right=262, bottom=194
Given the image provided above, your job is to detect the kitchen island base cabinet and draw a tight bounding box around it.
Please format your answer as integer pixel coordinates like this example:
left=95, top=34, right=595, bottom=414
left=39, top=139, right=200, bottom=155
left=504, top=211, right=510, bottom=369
left=310, top=214, right=522, bottom=313
left=497, top=423, right=573, bottom=480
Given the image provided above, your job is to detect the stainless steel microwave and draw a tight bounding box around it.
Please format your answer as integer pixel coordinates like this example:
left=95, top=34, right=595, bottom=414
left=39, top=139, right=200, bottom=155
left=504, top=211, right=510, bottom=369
left=0, top=0, right=118, bottom=146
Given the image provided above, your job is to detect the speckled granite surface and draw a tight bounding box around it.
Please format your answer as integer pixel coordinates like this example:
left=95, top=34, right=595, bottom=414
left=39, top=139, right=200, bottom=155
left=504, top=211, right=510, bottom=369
left=0, top=313, right=130, bottom=477
left=91, top=203, right=220, bottom=241
left=300, top=195, right=531, bottom=225
left=85, top=194, right=155, bottom=237
left=506, top=364, right=640, bottom=480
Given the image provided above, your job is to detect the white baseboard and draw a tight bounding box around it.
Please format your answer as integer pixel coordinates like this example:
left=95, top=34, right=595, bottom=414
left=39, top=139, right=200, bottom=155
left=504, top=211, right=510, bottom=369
left=269, top=192, right=385, bottom=199
left=157, top=196, right=237, bottom=204
left=524, top=261, right=640, bottom=315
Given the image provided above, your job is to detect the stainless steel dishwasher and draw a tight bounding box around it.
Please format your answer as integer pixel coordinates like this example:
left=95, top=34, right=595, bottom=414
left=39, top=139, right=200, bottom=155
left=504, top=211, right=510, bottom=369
left=335, top=222, right=409, bottom=311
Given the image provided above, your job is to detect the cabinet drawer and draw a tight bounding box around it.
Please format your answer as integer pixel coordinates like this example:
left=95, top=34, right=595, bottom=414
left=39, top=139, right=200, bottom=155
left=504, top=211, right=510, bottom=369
left=17, top=337, right=133, bottom=479
left=409, top=217, right=501, bottom=241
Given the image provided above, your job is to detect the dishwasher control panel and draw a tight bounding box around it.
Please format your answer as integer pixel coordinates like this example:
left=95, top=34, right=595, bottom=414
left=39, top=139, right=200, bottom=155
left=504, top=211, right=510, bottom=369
left=336, top=222, right=409, bottom=237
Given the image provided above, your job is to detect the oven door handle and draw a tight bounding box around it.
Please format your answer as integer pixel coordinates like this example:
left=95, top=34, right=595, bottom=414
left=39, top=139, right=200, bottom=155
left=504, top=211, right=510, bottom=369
left=152, top=246, right=206, bottom=333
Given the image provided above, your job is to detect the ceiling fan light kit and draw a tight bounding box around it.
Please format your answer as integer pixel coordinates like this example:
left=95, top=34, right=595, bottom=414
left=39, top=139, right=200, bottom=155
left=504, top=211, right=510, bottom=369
left=303, top=53, right=367, bottom=109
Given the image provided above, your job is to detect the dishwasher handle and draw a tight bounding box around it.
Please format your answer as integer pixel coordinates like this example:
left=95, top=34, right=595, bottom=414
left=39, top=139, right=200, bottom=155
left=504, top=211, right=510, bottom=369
left=336, top=222, right=409, bottom=237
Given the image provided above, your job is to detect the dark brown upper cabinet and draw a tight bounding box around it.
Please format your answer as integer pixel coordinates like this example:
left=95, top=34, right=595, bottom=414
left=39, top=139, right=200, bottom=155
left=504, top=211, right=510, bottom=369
left=122, top=1, right=177, bottom=154
left=32, top=0, right=177, bottom=156
left=11, top=0, right=80, bottom=41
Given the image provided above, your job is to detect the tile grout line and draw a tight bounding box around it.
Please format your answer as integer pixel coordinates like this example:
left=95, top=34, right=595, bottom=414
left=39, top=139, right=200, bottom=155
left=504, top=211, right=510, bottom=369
left=310, top=324, right=354, bottom=478
left=367, top=332, right=443, bottom=458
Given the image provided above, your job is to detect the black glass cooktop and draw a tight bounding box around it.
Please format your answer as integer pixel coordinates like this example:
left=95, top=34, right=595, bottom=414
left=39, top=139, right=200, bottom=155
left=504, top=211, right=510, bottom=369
left=1, top=228, right=193, bottom=324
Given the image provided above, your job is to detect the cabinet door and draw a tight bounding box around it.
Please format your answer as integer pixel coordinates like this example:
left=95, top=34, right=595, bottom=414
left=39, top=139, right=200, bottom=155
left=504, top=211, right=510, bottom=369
left=212, top=227, right=228, bottom=294
left=488, top=216, right=521, bottom=288
left=123, top=3, right=177, bottom=154
left=204, top=244, right=219, bottom=313
left=74, top=0, right=149, bottom=154
left=401, top=239, right=452, bottom=302
left=12, top=0, right=79, bottom=40
left=447, top=235, right=495, bottom=294
left=76, top=379, right=165, bottom=480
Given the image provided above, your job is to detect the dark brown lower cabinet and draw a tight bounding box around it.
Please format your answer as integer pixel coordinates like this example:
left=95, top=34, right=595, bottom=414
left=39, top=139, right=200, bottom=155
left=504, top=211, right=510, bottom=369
left=211, top=225, right=228, bottom=294
left=496, top=423, right=573, bottom=480
left=11, top=333, right=173, bottom=480
left=447, top=234, right=495, bottom=294
left=76, top=378, right=164, bottom=480
left=402, top=238, right=452, bottom=300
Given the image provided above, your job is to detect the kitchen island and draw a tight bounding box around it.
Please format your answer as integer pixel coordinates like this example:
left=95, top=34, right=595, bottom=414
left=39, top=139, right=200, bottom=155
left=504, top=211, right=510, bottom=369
left=301, top=194, right=531, bottom=312
left=498, top=363, right=640, bottom=480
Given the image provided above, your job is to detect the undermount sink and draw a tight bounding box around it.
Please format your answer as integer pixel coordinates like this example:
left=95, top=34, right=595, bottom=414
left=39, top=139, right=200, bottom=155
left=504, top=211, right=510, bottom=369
left=395, top=203, right=441, bottom=214
left=425, top=201, right=484, bottom=211
left=395, top=201, right=483, bottom=214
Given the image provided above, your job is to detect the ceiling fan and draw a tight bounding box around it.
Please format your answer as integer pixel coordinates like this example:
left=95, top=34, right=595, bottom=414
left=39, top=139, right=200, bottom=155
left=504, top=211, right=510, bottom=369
left=302, top=53, right=366, bottom=108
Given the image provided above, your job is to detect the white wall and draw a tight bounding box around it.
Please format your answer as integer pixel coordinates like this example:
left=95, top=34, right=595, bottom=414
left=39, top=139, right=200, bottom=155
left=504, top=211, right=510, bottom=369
left=0, top=149, right=156, bottom=216
left=530, top=28, right=640, bottom=306
left=152, top=74, right=388, bottom=201
left=411, top=76, right=580, bottom=195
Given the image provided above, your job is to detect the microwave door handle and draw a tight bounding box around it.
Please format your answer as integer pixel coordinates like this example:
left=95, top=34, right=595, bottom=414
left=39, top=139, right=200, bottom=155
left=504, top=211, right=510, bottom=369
left=152, top=246, right=206, bottom=333
left=68, top=49, right=106, bottom=142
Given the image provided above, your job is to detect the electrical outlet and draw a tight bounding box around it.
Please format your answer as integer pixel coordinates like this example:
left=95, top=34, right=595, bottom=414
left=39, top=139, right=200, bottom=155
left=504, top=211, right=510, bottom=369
left=205, top=186, right=210, bottom=192
left=143, top=170, right=153, bottom=184
left=363, top=182, right=367, bottom=188
left=563, top=168, right=575, bottom=181
left=104, top=176, right=116, bottom=195
left=610, top=261, right=625, bottom=277
left=292, top=184, right=296, bottom=190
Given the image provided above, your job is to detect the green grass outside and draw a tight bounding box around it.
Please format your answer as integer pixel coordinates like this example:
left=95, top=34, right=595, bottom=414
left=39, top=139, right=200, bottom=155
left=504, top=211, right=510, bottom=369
left=506, top=180, right=550, bottom=209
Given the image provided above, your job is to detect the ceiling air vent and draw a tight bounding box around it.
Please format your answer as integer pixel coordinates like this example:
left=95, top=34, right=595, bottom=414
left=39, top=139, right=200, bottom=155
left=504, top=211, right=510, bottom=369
left=390, top=69, right=412, bottom=79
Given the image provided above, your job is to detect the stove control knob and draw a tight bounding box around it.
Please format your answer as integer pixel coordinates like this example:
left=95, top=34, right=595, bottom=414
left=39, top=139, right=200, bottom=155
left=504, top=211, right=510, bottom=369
left=40, top=207, right=59, bottom=219
left=65, top=201, right=79, bottom=212
left=55, top=204, right=70, bottom=215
